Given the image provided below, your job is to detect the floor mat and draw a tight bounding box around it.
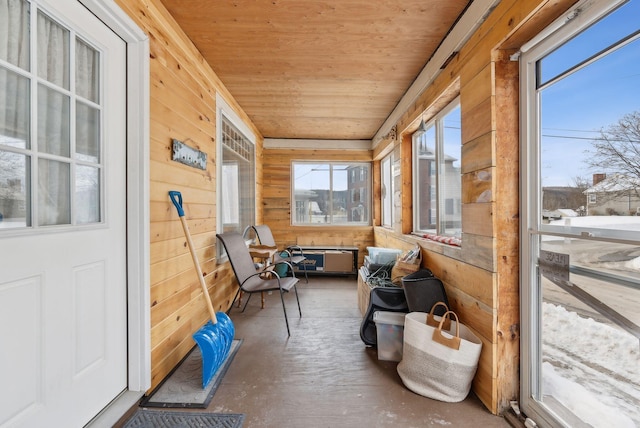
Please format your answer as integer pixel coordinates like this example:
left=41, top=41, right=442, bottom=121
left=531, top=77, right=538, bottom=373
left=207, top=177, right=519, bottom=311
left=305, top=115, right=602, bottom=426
left=122, top=409, right=244, bottom=428
left=140, top=339, right=242, bottom=408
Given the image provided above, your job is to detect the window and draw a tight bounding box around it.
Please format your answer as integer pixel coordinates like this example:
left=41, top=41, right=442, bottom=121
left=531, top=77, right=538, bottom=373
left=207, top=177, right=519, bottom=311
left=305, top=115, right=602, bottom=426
left=520, top=1, right=640, bottom=426
left=412, top=99, right=461, bottom=237
left=0, top=3, right=104, bottom=229
left=381, top=152, right=394, bottom=228
left=292, top=162, right=370, bottom=225
left=216, top=95, right=255, bottom=240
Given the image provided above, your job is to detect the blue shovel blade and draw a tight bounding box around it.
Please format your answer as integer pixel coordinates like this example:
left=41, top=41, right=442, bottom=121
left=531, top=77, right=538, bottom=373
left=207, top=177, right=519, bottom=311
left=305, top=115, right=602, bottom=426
left=192, top=314, right=235, bottom=388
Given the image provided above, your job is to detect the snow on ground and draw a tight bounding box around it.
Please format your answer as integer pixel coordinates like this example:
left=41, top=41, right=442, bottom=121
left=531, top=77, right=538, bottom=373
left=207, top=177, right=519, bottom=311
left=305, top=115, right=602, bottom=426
left=543, top=302, right=640, bottom=427
left=549, top=215, right=640, bottom=232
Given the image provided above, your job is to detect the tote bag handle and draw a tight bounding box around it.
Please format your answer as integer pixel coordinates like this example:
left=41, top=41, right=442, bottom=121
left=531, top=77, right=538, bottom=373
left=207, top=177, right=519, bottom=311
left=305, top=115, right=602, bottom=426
left=426, top=301, right=451, bottom=329
left=432, top=310, right=461, bottom=350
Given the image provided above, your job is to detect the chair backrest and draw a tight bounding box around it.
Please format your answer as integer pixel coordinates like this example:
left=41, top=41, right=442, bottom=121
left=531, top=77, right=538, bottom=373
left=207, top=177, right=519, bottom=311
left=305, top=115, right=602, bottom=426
left=216, top=232, right=258, bottom=286
left=252, top=224, right=277, bottom=247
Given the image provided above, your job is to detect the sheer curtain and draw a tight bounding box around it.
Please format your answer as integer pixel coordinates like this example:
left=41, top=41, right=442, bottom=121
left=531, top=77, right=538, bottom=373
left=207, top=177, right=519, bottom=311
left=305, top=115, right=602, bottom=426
left=37, top=10, right=71, bottom=226
left=0, top=0, right=30, bottom=226
left=1, top=1, right=100, bottom=227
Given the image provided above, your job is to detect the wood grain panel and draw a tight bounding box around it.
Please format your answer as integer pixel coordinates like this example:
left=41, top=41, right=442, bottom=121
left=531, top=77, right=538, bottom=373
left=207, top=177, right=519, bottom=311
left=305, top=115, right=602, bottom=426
left=462, top=97, right=494, bottom=145
left=158, top=0, right=470, bottom=140
left=151, top=201, right=215, bottom=223
left=460, top=64, right=493, bottom=114
left=462, top=202, right=494, bottom=238
left=461, top=132, right=494, bottom=174
left=400, top=134, right=413, bottom=235
left=150, top=245, right=215, bottom=286
left=492, top=53, right=521, bottom=409
left=423, top=251, right=495, bottom=309
left=462, top=167, right=494, bottom=204
left=150, top=259, right=215, bottom=305
left=460, top=233, right=495, bottom=272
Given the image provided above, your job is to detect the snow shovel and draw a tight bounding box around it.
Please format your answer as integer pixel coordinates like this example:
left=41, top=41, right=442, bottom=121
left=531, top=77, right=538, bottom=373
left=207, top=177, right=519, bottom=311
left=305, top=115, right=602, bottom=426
left=169, top=191, right=235, bottom=388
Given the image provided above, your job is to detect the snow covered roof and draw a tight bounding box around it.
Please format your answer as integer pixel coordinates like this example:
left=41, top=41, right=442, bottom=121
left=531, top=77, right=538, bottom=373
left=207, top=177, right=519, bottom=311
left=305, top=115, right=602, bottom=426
left=557, top=208, right=578, bottom=217
left=584, top=173, right=640, bottom=193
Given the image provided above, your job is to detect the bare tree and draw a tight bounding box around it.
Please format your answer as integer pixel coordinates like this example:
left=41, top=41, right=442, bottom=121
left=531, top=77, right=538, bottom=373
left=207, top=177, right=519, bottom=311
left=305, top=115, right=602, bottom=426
left=587, top=111, right=640, bottom=179
left=585, top=111, right=640, bottom=206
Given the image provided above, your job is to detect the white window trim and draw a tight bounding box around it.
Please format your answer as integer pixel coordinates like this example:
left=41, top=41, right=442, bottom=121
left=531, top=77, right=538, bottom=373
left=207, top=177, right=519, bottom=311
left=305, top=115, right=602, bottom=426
left=519, top=1, right=629, bottom=427
left=412, top=97, right=460, bottom=237
left=381, top=152, right=394, bottom=228
left=291, top=161, right=372, bottom=226
left=215, top=93, right=256, bottom=247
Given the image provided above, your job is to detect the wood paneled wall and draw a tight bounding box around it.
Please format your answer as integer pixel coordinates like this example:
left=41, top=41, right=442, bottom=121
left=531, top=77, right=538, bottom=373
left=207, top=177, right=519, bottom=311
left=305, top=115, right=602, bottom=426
left=261, top=149, right=375, bottom=265
left=374, top=0, right=578, bottom=414
left=116, top=0, right=262, bottom=391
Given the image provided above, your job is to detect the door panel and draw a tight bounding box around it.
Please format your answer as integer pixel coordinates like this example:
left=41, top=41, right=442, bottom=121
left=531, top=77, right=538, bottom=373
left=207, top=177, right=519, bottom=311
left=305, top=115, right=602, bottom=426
left=0, top=0, right=127, bottom=426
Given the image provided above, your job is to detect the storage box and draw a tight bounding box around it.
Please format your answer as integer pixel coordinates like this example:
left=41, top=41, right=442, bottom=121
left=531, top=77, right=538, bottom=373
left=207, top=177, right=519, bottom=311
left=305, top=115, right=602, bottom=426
left=366, top=247, right=402, bottom=264
left=324, top=250, right=353, bottom=272
left=295, top=251, right=324, bottom=271
left=373, top=311, right=406, bottom=362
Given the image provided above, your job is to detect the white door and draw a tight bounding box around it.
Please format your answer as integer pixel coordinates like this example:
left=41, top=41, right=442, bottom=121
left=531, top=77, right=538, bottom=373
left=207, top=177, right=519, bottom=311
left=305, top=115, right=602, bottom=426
left=0, top=0, right=127, bottom=426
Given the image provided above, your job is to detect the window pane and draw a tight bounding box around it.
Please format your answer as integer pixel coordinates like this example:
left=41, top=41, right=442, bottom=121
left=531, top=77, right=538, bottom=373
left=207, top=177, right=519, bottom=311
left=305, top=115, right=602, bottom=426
left=0, top=150, right=30, bottom=228
left=37, top=11, right=69, bottom=89
left=75, top=165, right=99, bottom=223
left=382, top=155, right=393, bottom=227
left=0, top=0, right=30, bottom=70
left=345, top=165, right=368, bottom=223
left=76, top=102, right=99, bottom=162
left=293, top=163, right=330, bottom=224
left=538, top=237, right=640, bottom=426
left=221, top=158, right=239, bottom=225
left=38, top=158, right=70, bottom=225
left=0, top=67, right=30, bottom=149
left=333, top=166, right=349, bottom=224
left=293, top=162, right=370, bottom=225
left=539, top=1, right=640, bottom=86
left=220, top=118, right=254, bottom=234
left=441, top=105, right=462, bottom=237
left=416, top=126, right=436, bottom=231
left=540, top=38, right=640, bottom=233
left=38, top=84, right=70, bottom=157
left=75, top=39, right=100, bottom=103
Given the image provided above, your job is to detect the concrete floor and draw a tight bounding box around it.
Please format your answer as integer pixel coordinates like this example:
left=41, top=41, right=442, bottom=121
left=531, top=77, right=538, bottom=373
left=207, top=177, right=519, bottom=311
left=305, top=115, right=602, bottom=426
left=123, top=276, right=511, bottom=427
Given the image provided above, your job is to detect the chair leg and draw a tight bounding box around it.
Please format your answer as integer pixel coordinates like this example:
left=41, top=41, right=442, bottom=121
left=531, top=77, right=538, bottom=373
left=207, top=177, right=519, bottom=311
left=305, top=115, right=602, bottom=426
left=278, top=288, right=291, bottom=336
left=227, top=288, right=242, bottom=315
left=241, top=292, right=253, bottom=312
left=293, top=284, right=302, bottom=317
left=291, top=261, right=308, bottom=284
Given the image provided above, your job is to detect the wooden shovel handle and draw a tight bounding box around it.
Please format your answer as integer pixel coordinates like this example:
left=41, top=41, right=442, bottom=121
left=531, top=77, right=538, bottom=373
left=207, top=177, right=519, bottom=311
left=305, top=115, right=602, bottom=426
left=170, top=191, right=217, bottom=324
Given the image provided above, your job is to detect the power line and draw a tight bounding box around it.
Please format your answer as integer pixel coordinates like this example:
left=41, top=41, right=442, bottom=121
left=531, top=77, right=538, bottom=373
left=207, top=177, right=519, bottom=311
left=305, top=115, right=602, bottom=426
left=542, top=134, right=640, bottom=144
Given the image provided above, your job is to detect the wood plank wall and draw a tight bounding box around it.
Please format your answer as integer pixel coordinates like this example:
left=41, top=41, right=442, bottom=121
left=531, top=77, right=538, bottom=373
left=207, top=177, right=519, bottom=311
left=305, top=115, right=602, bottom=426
left=261, top=148, right=375, bottom=265
left=373, top=0, right=578, bottom=414
left=116, top=0, right=262, bottom=391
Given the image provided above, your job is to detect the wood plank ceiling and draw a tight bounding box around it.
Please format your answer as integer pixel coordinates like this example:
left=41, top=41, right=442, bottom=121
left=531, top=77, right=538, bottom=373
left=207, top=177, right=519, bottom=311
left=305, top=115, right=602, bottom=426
left=159, top=0, right=471, bottom=142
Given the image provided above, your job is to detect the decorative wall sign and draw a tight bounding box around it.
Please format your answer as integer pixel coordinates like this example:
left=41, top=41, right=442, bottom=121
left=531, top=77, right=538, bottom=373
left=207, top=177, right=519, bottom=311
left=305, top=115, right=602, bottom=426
left=172, top=138, right=207, bottom=170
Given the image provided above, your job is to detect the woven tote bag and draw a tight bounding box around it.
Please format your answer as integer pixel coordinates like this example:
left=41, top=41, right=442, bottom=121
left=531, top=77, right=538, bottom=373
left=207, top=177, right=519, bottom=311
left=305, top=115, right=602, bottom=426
left=397, top=310, right=482, bottom=402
